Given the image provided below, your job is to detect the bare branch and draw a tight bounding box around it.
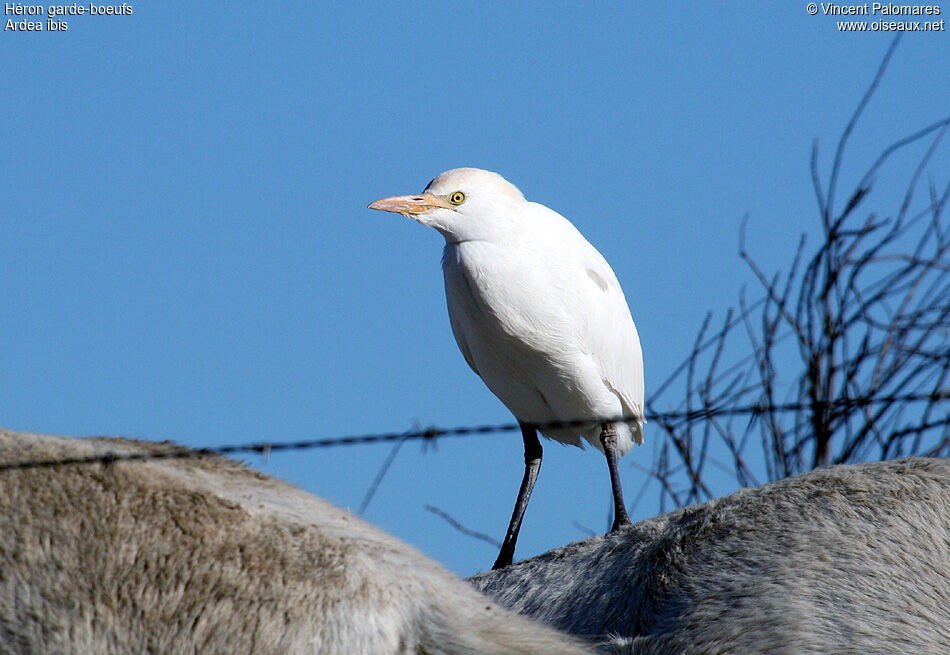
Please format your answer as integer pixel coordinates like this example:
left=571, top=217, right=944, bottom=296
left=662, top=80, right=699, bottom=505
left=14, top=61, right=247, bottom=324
left=424, top=505, right=502, bottom=549
left=646, top=37, right=949, bottom=506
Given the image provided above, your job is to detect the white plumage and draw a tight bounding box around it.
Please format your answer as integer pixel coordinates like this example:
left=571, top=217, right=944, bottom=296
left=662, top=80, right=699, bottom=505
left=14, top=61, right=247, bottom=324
left=370, top=168, right=644, bottom=568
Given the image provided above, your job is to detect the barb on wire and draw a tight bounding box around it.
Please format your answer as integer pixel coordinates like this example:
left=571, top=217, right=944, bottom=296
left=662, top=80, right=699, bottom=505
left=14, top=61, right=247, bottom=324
left=0, top=390, right=944, bottom=472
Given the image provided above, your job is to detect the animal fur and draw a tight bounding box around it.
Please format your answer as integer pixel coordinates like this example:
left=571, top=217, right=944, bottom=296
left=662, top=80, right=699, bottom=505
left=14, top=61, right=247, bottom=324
left=4, top=430, right=946, bottom=655
left=0, top=430, right=595, bottom=655
left=470, top=457, right=950, bottom=654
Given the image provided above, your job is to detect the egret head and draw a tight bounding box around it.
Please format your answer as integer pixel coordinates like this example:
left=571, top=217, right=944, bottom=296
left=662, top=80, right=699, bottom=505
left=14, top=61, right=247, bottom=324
left=369, top=168, right=526, bottom=243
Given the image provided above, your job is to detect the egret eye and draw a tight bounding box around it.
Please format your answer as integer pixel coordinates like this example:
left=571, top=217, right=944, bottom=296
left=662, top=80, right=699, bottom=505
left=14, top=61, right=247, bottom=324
left=449, top=191, right=466, bottom=205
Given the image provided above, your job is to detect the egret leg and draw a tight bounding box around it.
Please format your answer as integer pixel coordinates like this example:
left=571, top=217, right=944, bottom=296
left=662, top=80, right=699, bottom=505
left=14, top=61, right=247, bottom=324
left=601, top=422, right=631, bottom=532
left=492, top=423, right=542, bottom=570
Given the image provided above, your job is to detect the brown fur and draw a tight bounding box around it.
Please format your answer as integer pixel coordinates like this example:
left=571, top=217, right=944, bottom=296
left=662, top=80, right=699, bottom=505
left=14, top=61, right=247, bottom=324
left=0, top=430, right=595, bottom=655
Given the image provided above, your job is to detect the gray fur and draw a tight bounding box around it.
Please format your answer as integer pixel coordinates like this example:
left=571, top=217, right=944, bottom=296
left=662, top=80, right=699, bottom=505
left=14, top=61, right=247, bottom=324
left=470, top=457, right=950, bottom=654
left=0, top=430, right=595, bottom=655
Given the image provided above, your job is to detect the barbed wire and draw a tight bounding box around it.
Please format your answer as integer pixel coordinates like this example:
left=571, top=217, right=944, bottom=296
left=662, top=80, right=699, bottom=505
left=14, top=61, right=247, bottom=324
left=1, top=390, right=946, bottom=472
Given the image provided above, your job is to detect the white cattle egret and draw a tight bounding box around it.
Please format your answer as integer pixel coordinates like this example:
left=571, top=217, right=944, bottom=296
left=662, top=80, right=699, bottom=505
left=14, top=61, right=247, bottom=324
left=370, top=168, right=644, bottom=569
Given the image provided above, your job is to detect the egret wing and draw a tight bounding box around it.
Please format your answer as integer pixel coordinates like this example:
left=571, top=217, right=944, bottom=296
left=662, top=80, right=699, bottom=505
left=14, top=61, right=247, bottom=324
left=530, top=203, right=645, bottom=441
left=580, top=248, right=645, bottom=442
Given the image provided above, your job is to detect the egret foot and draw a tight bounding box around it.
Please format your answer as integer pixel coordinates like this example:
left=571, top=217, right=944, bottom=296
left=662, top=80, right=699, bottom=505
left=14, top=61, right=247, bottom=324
left=493, top=423, right=542, bottom=569
left=601, top=422, right=631, bottom=532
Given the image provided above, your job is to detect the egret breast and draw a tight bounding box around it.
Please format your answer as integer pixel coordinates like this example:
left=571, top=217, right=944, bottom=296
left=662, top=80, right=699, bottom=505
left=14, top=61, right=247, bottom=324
left=442, top=241, right=636, bottom=454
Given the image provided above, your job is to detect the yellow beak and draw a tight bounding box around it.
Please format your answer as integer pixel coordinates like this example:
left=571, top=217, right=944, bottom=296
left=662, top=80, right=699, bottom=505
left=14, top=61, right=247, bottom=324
left=368, top=192, right=451, bottom=215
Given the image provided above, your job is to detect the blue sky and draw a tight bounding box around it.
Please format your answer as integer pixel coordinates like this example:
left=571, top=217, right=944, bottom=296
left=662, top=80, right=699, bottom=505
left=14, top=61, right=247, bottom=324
left=3, top=3, right=947, bottom=576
